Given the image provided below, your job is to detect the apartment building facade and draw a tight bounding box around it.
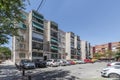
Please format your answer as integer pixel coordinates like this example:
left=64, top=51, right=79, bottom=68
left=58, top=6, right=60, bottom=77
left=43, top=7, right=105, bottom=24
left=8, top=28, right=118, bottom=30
left=44, top=20, right=59, bottom=59
left=12, top=10, right=92, bottom=63
left=65, top=32, right=81, bottom=60
left=12, top=11, right=29, bottom=63
left=74, top=36, right=81, bottom=59
left=12, top=10, right=45, bottom=63
left=58, top=29, right=66, bottom=59
left=81, top=40, right=91, bottom=61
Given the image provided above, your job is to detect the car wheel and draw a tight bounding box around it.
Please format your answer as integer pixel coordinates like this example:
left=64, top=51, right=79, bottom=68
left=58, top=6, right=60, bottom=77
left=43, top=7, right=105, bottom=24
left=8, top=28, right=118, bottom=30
left=108, top=73, right=120, bottom=78
left=50, top=64, right=53, bottom=67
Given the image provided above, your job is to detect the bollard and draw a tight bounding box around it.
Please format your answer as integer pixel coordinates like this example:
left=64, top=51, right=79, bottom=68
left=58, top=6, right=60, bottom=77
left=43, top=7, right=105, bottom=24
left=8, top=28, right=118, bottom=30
left=28, top=75, right=31, bottom=80
left=22, top=69, right=25, bottom=76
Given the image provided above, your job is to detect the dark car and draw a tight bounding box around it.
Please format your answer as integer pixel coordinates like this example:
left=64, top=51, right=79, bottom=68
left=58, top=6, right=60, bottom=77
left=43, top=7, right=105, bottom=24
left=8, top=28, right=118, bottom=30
left=19, top=59, right=35, bottom=69
left=33, top=59, right=47, bottom=68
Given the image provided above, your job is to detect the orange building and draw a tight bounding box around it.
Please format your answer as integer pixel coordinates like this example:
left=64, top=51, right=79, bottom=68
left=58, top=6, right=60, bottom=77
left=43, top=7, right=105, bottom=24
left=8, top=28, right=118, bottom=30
left=93, top=42, right=120, bottom=54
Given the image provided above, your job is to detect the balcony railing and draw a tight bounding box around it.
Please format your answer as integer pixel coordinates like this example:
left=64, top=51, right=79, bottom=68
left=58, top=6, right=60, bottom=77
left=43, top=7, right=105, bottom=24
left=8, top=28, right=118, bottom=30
left=32, top=21, right=44, bottom=30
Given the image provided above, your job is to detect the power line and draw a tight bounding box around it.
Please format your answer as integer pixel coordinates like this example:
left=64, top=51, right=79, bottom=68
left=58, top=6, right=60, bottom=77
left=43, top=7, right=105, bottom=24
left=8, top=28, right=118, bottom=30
left=36, top=0, right=44, bottom=12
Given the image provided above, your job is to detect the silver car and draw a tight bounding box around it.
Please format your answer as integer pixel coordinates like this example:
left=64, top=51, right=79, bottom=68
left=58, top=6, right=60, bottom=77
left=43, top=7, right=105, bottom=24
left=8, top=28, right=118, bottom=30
left=19, top=59, right=35, bottom=69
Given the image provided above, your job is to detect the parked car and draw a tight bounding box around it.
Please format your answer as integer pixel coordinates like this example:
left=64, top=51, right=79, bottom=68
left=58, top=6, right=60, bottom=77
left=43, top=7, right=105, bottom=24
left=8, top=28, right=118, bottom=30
left=67, top=60, right=76, bottom=65
left=63, top=60, right=71, bottom=65
left=33, top=59, right=46, bottom=68
left=57, top=59, right=67, bottom=66
left=84, top=59, right=93, bottom=63
left=71, top=59, right=78, bottom=64
left=46, top=59, right=59, bottom=67
left=107, top=62, right=120, bottom=67
left=76, top=60, right=85, bottom=64
left=19, top=59, right=35, bottom=69
left=101, top=66, right=120, bottom=78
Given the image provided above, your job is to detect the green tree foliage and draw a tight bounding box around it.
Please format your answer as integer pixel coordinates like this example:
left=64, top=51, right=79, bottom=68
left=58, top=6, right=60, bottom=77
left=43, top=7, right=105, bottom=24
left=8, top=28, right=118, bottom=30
left=0, top=47, right=11, bottom=59
left=93, top=52, right=101, bottom=59
left=115, top=52, right=120, bottom=61
left=104, top=50, right=114, bottom=59
left=0, top=0, right=27, bottom=45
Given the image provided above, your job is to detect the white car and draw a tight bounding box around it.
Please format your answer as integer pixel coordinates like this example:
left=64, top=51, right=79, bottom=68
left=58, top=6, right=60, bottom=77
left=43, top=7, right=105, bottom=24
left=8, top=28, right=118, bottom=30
left=46, top=59, right=59, bottom=67
left=101, top=66, right=120, bottom=78
left=76, top=60, right=85, bottom=64
left=57, top=59, right=67, bottom=66
left=107, top=62, right=120, bottom=67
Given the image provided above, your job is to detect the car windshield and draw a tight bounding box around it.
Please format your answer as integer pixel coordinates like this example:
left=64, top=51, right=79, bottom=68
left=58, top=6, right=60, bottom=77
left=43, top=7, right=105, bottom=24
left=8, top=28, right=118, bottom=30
left=22, top=60, right=32, bottom=63
left=47, top=60, right=52, bottom=62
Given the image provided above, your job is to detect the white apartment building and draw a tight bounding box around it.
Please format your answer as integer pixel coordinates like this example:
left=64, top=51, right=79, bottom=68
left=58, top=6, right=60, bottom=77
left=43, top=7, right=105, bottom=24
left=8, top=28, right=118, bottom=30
left=44, top=20, right=59, bottom=59
left=12, top=10, right=45, bottom=63
left=65, top=32, right=81, bottom=60
left=81, top=40, right=92, bottom=61
left=12, top=10, right=92, bottom=63
left=58, top=29, right=66, bottom=59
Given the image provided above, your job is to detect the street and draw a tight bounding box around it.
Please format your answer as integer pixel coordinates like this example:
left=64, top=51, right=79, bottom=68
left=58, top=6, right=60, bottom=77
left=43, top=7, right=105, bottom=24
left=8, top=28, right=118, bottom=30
left=0, top=61, right=110, bottom=80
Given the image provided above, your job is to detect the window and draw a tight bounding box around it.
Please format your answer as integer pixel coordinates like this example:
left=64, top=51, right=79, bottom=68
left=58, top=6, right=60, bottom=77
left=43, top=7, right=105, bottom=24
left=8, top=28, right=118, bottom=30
left=32, top=52, right=43, bottom=57
left=32, top=42, right=43, bottom=50
left=51, top=54, right=58, bottom=59
left=19, top=53, right=25, bottom=58
left=32, top=32, right=43, bottom=42
left=20, top=44, right=25, bottom=49
left=19, top=36, right=24, bottom=42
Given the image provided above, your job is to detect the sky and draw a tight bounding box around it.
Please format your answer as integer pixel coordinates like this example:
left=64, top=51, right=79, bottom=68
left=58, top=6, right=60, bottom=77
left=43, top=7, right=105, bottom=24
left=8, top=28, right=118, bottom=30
left=5, top=0, right=120, bottom=48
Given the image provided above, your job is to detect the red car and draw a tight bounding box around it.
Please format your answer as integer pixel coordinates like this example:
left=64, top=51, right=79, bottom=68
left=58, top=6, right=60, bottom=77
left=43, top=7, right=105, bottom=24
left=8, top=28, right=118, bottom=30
left=84, top=59, right=93, bottom=63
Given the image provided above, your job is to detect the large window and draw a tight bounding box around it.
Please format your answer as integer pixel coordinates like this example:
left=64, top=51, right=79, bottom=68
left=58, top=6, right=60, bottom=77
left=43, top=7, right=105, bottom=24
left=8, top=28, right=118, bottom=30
left=32, top=42, right=43, bottom=50
left=19, top=53, right=25, bottom=58
left=51, top=54, right=58, bottom=59
left=32, top=52, right=43, bottom=57
left=32, top=32, right=43, bottom=42
left=20, top=44, right=25, bottom=49
left=51, top=31, right=58, bottom=38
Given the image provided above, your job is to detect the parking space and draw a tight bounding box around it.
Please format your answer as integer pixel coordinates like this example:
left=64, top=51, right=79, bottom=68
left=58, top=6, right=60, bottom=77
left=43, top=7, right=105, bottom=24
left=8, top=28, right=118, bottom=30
left=0, top=60, right=111, bottom=80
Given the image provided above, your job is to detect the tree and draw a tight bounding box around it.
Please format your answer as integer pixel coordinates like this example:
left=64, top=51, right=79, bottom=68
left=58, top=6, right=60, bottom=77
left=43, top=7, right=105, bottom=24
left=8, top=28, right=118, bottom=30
left=0, top=47, right=11, bottom=59
left=93, top=52, right=102, bottom=59
left=0, top=0, right=28, bottom=45
left=114, top=42, right=120, bottom=61
left=104, top=50, right=114, bottom=59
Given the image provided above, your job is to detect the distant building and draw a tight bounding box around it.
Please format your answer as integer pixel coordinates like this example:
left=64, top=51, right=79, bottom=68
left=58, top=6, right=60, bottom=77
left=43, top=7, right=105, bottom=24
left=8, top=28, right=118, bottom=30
left=92, top=42, right=120, bottom=54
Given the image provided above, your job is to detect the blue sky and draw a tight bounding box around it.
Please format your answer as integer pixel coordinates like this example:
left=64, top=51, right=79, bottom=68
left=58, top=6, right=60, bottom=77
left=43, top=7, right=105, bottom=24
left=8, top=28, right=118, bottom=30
left=5, top=0, right=120, bottom=48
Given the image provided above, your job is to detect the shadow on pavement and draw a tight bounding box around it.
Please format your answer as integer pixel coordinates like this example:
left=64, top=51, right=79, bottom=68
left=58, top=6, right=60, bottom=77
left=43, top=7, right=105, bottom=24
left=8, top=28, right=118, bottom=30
left=31, top=69, right=81, bottom=80
left=0, top=68, right=81, bottom=80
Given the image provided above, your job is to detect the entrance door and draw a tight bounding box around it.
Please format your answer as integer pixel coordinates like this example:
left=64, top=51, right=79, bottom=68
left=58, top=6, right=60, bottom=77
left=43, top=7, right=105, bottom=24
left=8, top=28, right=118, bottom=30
left=44, top=56, right=47, bottom=61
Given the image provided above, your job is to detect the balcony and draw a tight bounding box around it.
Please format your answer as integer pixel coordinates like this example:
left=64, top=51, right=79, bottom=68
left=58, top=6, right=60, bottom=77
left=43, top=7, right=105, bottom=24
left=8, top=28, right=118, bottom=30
left=21, top=14, right=27, bottom=20
left=51, top=38, right=58, bottom=43
left=32, top=16, right=44, bottom=25
left=32, top=21, right=44, bottom=30
left=18, top=22, right=27, bottom=29
left=51, top=24, right=58, bottom=31
left=51, top=46, right=58, bottom=50
left=32, top=11, right=44, bottom=20
left=32, top=37, right=43, bottom=42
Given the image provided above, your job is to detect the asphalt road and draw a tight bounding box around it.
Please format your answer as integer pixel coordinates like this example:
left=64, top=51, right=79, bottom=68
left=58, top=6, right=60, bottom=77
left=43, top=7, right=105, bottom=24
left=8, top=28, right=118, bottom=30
left=29, top=62, right=108, bottom=80
left=0, top=61, right=109, bottom=80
